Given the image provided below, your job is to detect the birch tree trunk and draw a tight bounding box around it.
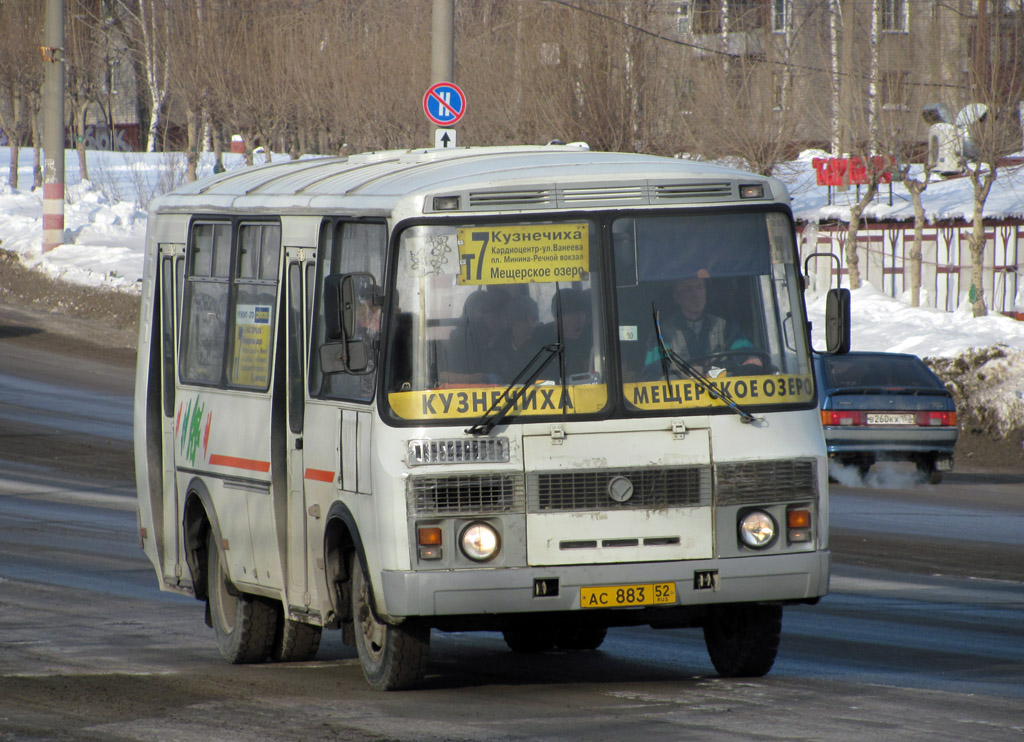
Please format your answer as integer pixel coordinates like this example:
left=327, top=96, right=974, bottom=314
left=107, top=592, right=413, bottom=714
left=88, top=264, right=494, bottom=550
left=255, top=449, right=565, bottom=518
left=967, top=167, right=996, bottom=317
left=829, top=0, right=842, bottom=155
left=868, top=0, right=880, bottom=154
left=844, top=176, right=880, bottom=290
left=906, top=178, right=927, bottom=307
left=130, top=0, right=169, bottom=152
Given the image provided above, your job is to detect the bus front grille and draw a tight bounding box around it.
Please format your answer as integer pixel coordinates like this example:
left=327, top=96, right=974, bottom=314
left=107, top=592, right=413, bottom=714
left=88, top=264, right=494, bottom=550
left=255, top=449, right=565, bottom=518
left=714, top=458, right=818, bottom=505
left=527, top=467, right=711, bottom=512
left=408, top=474, right=526, bottom=515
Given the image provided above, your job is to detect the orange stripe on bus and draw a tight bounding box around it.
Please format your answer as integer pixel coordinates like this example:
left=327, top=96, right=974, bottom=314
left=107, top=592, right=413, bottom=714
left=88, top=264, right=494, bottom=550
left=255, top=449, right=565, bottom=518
left=304, top=468, right=335, bottom=483
left=208, top=454, right=271, bottom=473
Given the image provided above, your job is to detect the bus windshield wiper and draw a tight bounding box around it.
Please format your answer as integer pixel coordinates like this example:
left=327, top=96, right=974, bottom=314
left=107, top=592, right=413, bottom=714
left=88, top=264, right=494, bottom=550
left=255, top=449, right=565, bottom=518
left=652, top=302, right=759, bottom=424
left=465, top=342, right=563, bottom=436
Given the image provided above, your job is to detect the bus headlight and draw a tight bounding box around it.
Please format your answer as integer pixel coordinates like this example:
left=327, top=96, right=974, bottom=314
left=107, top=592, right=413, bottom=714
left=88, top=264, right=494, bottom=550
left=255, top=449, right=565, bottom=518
left=738, top=510, right=777, bottom=549
left=460, top=522, right=500, bottom=562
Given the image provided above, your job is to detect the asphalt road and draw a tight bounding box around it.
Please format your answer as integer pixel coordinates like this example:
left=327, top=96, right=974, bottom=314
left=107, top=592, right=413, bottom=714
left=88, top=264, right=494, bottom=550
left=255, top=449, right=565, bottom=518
left=1, top=306, right=1023, bottom=741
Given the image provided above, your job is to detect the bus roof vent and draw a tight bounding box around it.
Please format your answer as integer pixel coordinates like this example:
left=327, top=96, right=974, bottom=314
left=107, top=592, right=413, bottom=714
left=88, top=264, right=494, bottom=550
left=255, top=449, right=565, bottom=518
left=654, top=182, right=734, bottom=202
left=560, top=184, right=646, bottom=205
left=467, top=189, right=556, bottom=209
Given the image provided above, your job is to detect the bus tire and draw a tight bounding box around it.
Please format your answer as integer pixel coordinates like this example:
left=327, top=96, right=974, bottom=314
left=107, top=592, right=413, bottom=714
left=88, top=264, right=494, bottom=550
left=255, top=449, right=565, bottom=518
left=555, top=626, right=607, bottom=651
left=207, top=532, right=277, bottom=664
left=502, top=629, right=555, bottom=653
left=273, top=613, right=322, bottom=663
left=702, top=603, right=781, bottom=678
left=351, top=553, right=429, bottom=690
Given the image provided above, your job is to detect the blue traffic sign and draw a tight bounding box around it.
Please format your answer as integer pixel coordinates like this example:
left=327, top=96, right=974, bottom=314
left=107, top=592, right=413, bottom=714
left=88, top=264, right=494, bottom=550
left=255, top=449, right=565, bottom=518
left=423, top=82, right=466, bottom=127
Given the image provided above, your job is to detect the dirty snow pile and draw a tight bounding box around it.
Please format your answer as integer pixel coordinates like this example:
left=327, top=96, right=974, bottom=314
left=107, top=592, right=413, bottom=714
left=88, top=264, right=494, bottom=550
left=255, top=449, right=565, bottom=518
left=2, top=146, right=1024, bottom=443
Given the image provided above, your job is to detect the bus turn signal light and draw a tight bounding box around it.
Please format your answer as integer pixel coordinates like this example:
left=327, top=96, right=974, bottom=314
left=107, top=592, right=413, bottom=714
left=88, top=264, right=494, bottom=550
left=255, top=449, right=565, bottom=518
left=787, top=508, right=811, bottom=543
left=418, top=526, right=443, bottom=560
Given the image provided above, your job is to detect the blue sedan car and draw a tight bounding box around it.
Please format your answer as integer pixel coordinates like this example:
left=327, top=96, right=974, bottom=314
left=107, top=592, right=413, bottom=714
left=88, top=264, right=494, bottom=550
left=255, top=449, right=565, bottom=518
left=813, top=351, right=958, bottom=483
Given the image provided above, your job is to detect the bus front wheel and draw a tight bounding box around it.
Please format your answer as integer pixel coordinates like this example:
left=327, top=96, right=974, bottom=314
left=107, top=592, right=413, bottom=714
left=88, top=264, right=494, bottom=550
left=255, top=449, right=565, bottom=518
left=702, top=603, right=781, bottom=677
left=207, top=531, right=277, bottom=664
left=350, top=553, right=429, bottom=690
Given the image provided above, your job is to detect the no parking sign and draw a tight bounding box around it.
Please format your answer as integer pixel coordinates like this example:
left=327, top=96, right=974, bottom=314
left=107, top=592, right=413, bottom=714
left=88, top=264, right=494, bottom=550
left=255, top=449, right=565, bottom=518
left=423, top=82, right=466, bottom=127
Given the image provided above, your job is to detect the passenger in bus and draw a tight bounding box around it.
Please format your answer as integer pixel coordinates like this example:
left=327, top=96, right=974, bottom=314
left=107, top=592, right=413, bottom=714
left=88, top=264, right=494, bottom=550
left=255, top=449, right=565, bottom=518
left=442, top=288, right=509, bottom=384
left=495, top=293, right=540, bottom=370
left=530, top=289, right=594, bottom=381
left=647, top=274, right=764, bottom=375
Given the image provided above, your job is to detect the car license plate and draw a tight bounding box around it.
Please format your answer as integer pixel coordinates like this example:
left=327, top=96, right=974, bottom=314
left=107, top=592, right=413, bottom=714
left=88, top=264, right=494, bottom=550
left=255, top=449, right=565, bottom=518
left=866, top=413, right=915, bottom=425
left=580, top=582, right=676, bottom=609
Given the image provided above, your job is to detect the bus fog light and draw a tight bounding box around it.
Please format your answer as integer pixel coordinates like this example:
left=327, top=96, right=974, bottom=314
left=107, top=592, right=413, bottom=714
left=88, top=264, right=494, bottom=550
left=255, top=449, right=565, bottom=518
left=460, top=522, right=500, bottom=562
left=739, top=510, right=777, bottom=549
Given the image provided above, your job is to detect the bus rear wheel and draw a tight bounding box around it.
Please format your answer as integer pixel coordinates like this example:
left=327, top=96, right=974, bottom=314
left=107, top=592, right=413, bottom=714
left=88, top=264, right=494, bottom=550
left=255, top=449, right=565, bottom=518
left=702, top=603, right=781, bottom=678
left=350, top=553, right=429, bottom=690
left=273, top=612, right=322, bottom=662
left=555, top=626, right=607, bottom=651
left=207, top=532, right=277, bottom=664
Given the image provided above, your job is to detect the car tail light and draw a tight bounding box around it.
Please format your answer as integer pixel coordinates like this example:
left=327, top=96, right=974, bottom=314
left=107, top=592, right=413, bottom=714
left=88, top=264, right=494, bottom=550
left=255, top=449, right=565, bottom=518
left=917, top=410, right=957, bottom=427
left=821, top=410, right=865, bottom=426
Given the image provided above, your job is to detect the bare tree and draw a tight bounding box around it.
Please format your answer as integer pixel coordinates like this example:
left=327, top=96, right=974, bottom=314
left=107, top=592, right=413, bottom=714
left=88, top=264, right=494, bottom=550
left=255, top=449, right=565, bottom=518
left=116, top=0, right=170, bottom=152
left=0, top=0, right=44, bottom=189
left=960, top=0, right=1024, bottom=317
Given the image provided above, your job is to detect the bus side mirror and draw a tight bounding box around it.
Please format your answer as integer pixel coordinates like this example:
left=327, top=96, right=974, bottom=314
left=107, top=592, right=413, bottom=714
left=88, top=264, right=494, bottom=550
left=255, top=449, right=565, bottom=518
left=321, top=272, right=379, bottom=374
left=824, top=288, right=851, bottom=354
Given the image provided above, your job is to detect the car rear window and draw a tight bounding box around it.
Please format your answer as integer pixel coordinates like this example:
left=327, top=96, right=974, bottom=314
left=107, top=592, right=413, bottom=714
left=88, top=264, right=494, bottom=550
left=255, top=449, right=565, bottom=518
left=822, top=355, right=942, bottom=390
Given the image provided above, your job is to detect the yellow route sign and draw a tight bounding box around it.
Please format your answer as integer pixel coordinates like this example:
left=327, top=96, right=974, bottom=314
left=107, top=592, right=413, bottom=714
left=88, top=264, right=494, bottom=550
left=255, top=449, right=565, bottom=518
left=457, top=224, right=589, bottom=285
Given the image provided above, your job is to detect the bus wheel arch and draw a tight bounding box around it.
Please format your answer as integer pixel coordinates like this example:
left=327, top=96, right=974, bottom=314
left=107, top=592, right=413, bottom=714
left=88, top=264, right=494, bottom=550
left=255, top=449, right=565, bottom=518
left=182, top=479, right=218, bottom=603
left=323, top=502, right=363, bottom=631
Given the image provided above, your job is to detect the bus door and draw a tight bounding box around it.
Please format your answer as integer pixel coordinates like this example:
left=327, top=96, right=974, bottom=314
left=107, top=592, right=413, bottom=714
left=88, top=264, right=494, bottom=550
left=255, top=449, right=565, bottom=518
left=303, top=220, right=388, bottom=566
left=176, top=220, right=283, bottom=589
left=157, top=238, right=186, bottom=585
left=284, top=248, right=313, bottom=608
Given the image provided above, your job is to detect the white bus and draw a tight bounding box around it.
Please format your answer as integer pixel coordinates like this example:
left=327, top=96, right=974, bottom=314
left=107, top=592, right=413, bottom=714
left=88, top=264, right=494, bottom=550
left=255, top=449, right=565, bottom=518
left=134, top=144, right=849, bottom=690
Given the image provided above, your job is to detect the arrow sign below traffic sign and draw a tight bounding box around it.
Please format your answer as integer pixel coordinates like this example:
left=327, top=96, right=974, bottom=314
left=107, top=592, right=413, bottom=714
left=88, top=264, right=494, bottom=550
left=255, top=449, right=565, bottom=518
left=423, top=82, right=466, bottom=127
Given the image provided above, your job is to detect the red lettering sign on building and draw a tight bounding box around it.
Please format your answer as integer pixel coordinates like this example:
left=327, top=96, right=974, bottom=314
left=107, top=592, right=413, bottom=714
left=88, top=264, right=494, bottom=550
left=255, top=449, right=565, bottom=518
left=811, top=156, right=894, bottom=187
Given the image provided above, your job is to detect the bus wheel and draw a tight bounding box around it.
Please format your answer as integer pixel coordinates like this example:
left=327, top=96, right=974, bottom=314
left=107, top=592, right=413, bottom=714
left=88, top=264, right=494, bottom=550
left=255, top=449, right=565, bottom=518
left=702, top=604, right=781, bottom=678
left=207, top=532, right=277, bottom=664
left=555, top=626, right=607, bottom=651
left=350, top=553, right=429, bottom=690
left=502, top=629, right=555, bottom=653
left=273, top=612, right=322, bottom=662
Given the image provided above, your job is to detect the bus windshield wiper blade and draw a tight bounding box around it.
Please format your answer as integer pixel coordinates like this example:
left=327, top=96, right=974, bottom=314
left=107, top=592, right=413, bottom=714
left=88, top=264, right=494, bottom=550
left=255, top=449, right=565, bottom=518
left=465, top=342, right=563, bottom=436
left=651, top=302, right=759, bottom=424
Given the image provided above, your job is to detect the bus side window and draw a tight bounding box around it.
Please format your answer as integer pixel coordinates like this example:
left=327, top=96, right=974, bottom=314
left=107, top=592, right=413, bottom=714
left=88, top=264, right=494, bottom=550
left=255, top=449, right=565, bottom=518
left=180, top=222, right=231, bottom=385
left=227, top=223, right=281, bottom=390
left=314, top=221, right=386, bottom=402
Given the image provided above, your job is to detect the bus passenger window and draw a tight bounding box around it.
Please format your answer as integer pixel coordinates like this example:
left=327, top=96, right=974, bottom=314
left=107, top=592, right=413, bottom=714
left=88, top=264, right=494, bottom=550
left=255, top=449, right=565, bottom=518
left=180, top=222, right=231, bottom=385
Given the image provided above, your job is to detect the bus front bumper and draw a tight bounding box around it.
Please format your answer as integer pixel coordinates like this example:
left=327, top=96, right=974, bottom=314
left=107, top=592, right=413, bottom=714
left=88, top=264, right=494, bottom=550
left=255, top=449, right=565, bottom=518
left=380, top=550, right=830, bottom=618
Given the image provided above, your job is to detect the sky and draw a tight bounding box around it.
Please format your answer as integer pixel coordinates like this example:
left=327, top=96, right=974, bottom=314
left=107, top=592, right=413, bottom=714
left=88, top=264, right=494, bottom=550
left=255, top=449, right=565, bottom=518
left=2, top=145, right=1024, bottom=441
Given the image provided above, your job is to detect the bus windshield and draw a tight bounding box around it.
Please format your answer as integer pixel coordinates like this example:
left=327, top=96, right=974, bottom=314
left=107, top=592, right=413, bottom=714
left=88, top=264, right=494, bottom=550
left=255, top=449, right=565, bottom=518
left=385, top=220, right=608, bottom=423
left=613, top=210, right=813, bottom=413
left=384, top=211, right=814, bottom=425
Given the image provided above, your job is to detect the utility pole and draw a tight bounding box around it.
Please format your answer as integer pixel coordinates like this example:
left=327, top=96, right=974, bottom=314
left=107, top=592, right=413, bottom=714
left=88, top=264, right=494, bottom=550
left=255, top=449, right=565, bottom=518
left=42, top=0, right=65, bottom=254
left=431, top=0, right=454, bottom=84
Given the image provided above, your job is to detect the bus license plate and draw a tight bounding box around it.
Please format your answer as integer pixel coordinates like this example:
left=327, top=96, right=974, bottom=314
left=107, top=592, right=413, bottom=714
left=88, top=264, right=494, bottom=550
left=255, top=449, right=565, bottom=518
left=866, top=413, right=915, bottom=425
left=580, top=582, right=676, bottom=609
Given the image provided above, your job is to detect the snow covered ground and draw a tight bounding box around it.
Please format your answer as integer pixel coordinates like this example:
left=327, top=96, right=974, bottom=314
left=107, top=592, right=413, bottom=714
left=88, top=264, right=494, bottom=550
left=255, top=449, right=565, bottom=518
left=2, top=146, right=1024, bottom=446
